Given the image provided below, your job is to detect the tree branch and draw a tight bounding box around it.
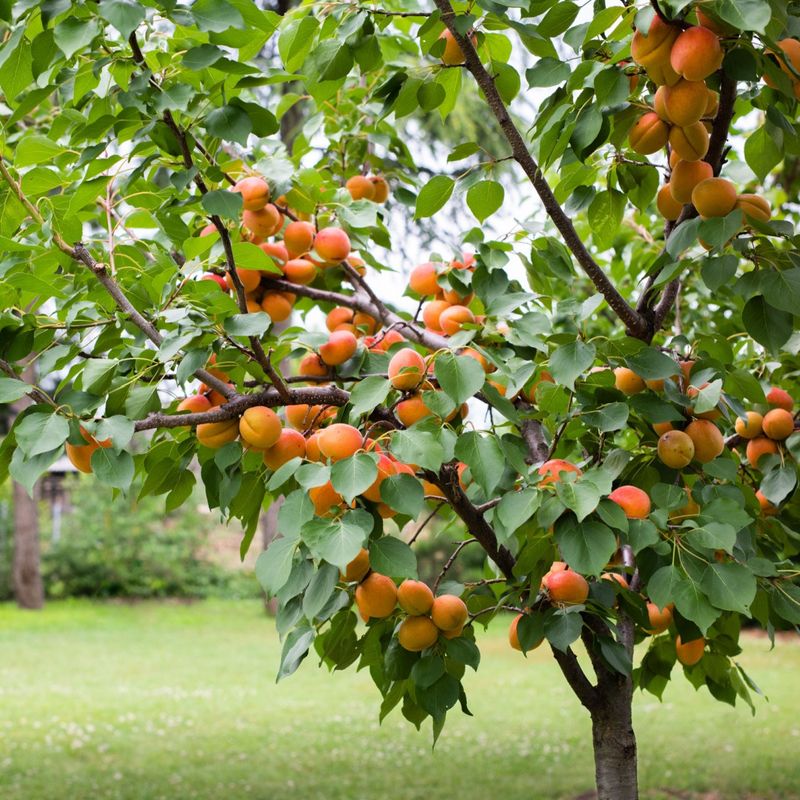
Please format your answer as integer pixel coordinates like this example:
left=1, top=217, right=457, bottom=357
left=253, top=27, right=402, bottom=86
left=432, top=0, right=649, bottom=340
left=550, top=645, right=599, bottom=712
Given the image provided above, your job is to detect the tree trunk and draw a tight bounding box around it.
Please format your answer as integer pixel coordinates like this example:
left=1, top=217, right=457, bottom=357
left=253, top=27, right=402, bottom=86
left=12, top=479, right=44, bottom=610
left=591, top=679, right=638, bottom=800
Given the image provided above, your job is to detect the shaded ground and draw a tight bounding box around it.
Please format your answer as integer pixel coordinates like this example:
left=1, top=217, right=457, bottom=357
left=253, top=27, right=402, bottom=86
left=1, top=600, right=797, bottom=800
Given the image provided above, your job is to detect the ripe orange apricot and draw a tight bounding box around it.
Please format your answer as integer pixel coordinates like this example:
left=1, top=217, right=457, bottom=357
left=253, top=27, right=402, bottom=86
left=325, top=307, right=353, bottom=332
left=601, top=572, right=629, bottom=589
left=653, top=421, right=674, bottom=436
left=319, top=330, right=358, bottom=366
left=608, top=485, right=651, bottom=519
left=65, top=428, right=112, bottom=474
left=509, top=613, right=544, bottom=652
left=670, top=159, right=713, bottom=204
left=670, top=26, right=723, bottom=81
left=226, top=268, right=261, bottom=293
left=239, top=406, right=282, bottom=450
left=629, top=112, right=670, bottom=155
left=438, top=28, right=476, bottom=66
left=232, top=176, right=270, bottom=210
left=614, top=367, right=646, bottom=395
left=396, top=394, right=433, bottom=427
left=657, top=430, right=695, bottom=469
left=259, top=241, right=289, bottom=269
left=431, top=594, right=469, bottom=631
left=177, top=394, right=212, bottom=413
left=686, top=385, right=721, bottom=421
left=243, top=204, right=283, bottom=238
left=355, top=572, right=397, bottom=619
left=361, top=455, right=396, bottom=503
left=756, top=490, right=778, bottom=517
left=299, top=353, right=328, bottom=378
left=262, top=428, right=306, bottom=470
left=314, top=226, right=351, bottom=264
left=345, top=175, right=376, bottom=201
left=439, top=304, right=475, bottom=336
left=197, top=419, right=240, bottom=449
left=370, top=175, right=389, bottom=203
left=735, top=411, right=763, bottom=439
left=675, top=635, right=705, bottom=665
left=421, top=299, right=451, bottom=331
left=540, top=561, right=568, bottom=589
left=669, top=486, right=700, bottom=520
left=691, top=177, right=738, bottom=219
left=317, top=423, right=363, bottom=461
left=538, top=459, right=582, bottom=485
left=202, top=273, right=228, bottom=291
left=662, top=79, right=709, bottom=127
left=342, top=548, right=370, bottom=582
left=285, top=404, right=320, bottom=430
left=397, top=615, right=439, bottom=651
left=631, top=16, right=680, bottom=85
left=746, top=436, right=779, bottom=469
left=261, top=292, right=294, bottom=322
left=669, top=122, right=709, bottom=161
left=736, top=194, right=771, bottom=224
left=657, top=184, right=684, bottom=220
left=397, top=579, right=435, bottom=615
left=766, top=386, right=794, bottom=412
left=310, top=480, right=345, bottom=517
left=685, top=419, right=724, bottom=463
left=283, top=220, right=316, bottom=257
left=283, top=258, right=317, bottom=285
left=544, top=569, right=589, bottom=605
left=645, top=602, right=673, bottom=634
left=409, top=262, right=440, bottom=296
left=765, top=39, right=800, bottom=98
left=305, top=430, right=323, bottom=462
left=762, top=408, right=794, bottom=441
left=388, top=348, right=426, bottom=390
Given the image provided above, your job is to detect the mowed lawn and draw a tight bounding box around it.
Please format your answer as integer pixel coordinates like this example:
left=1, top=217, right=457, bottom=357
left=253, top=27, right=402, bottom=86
left=0, top=601, right=798, bottom=800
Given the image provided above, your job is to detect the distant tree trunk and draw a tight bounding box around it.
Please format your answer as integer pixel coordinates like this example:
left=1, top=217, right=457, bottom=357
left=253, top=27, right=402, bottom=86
left=11, top=363, right=44, bottom=609
left=591, top=680, right=638, bottom=800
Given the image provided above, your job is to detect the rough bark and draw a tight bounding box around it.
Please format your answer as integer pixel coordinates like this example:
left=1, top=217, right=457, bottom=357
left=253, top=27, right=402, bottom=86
left=12, top=480, right=43, bottom=609
left=591, top=683, right=638, bottom=800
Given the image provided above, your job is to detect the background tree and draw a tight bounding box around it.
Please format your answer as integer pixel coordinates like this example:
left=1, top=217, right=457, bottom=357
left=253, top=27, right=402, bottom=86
left=0, top=1, right=799, bottom=798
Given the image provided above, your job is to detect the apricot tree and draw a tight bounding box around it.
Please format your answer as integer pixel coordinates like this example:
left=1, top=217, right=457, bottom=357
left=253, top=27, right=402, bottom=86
left=0, top=1, right=799, bottom=798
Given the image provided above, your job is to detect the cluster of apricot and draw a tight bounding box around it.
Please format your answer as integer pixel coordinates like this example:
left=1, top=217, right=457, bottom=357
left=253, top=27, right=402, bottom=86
left=342, top=548, right=469, bottom=651
left=344, top=174, right=390, bottom=203
left=627, top=13, right=772, bottom=234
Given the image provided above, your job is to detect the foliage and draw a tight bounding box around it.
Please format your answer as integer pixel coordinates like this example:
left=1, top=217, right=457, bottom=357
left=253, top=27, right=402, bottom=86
left=0, top=0, right=799, bottom=792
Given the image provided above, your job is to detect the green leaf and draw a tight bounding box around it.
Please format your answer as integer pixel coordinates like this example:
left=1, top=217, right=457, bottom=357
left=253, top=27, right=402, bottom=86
left=302, top=563, right=339, bottom=620
left=526, top=58, right=570, bottom=87
left=625, top=518, right=659, bottom=553
left=14, top=135, right=64, bottom=167
left=0, top=35, right=32, bottom=104
left=276, top=625, right=314, bottom=681
left=389, top=430, right=444, bottom=472
left=416, top=673, right=460, bottom=718
left=349, top=376, right=391, bottom=417
left=231, top=241, right=281, bottom=272
left=760, top=269, right=800, bottom=315
left=744, top=126, right=782, bottom=182
left=715, top=0, right=771, bottom=33
left=538, top=1, right=580, bottom=35
left=91, top=448, right=135, bottom=490
left=742, top=296, right=792, bottom=353
left=466, top=180, right=504, bottom=222
left=201, top=190, right=243, bottom=220
left=760, top=465, right=796, bottom=506
left=330, top=453, right=378, bottom=504
left=581, top=402, right=629, bottom=432
left=15, top=412, right=69, bottom=457
left=53, top=18, right=100, bottom=59
left=414, top=175, right=454, bottom=219
left=369, top=536, right=418, bottom=579
left=205, top=104, right=252, bottom=146
left=686, top=523, right=737, bottom=553
left=98, top=0, right=146, bottom=37
left=192, top=0, right=245, bottom=32
left=517, top=613, right=545, bottom=652
left=701, top=562, right=757, bottom=615
left=303, top=509, right=372, bottom=570
left=554, top=517, right=616, bottom=575
left=545, top=610, right=583, bottom=652
left=495, top=488, right=541, bottom=542
left=549, top=340, right=595, bottom=391
left=445, top=636, right=480, bottom=670
left=411, top=655, right=445, bottom=689
left=588, top=190, right=625, bottom=249
left=0, top=377, right=30, bottom=403
left=454, top=432, right=506, bottom=496
left=380, top=473, right=424, bottom=518
left=434, top=352, right=485, bottom=406
left=224, top=312, right=271, bottom=337
left=255, top=537, right=297, bottom=596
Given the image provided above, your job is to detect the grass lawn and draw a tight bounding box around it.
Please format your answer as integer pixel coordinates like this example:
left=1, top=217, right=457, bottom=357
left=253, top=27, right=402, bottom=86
left=0, top=600, right=798, bottom=800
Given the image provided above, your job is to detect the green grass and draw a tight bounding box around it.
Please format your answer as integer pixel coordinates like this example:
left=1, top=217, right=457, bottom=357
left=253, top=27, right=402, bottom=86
left=0, top=600, right=798, bottom=800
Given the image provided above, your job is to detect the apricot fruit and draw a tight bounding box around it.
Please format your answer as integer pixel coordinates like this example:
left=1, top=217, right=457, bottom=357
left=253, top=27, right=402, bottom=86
left=765, top=39, right=800, bottom=98
left=675, top=635, right=704, bottom=665
left=345, top=175, right=376, bottom=201
left=285, top=404, right=321, bottom=430
left=431, top=594, right=469, bottom=631
left=397, top=579, right=435, bottom=615
left=540, top=561, right=567, bottom=589
left=669, top=122, right=709, bottom=161
left=396, top=394, right=433, bottom=427
left=177, top=394, right=212, bottom=413
left=657, top=184, right=684, bottom=220
left=526, top=370, right=555, bottom=403
left=762, top=408, right=794, bottom=441
left=439, top=304, right=476, bottom=335
left=262, top=428, right=306, bottom=469
left=631, top=16, right=680, bottom=85
left=317, top=423, right=363, bottom=461
left=662, top=79, right=709, bottom=127
left=653, top=421, right=674, bottom=436
left=343, top=548, right=370, bottom=583
left=299, top=353, right=328, bottom=378
left=65, top=428, right=112, bottom=474
left=305, top=430, right=323, bottom=462
left=629, top=112, right=670, bottom=155
left=608, top=485, right=651, bottom=519
left=370, top=175, right=389, bottom=203
left=202, top=273, right=228, bottom=291
left=685, top=418, right=724, bottom=463
left=283, top=258, right=318, bottom=285
left=670, top=159, right=713, bottom=204
left=657, top=429, right=695, bottom=469
left=670, top=26, right=723, bottom=81
left=319, top=330, right=358, bottom=366
left=388, top=348, right=426, bottom=390
left=614, top=366, right=646, bottom=395
left=243, top=204, right=283, bottom=238
left=736, top=194, right=771, bottom=224
left=226, top=268, right=261, bottom=293
left=232, top=176, right=270, bottom=210
left=361, top=455, right=396, bottom=502
left=239, top=406, right=282, bottom=450
left=746, top=436, right=779, bottom=469
left=197, top=419, right=240, bottom=449
left=756, top=490, right=778, bottom=517
left=355, top=572, right=397, bottom=619
left=283, top=220, right=316, bottom=257
left=314, top=226, right=351, bottom=264
left=766, top=387, right=794, bottom=412
left=439, top=28, right=475, bottom=66
left=538, top=459, right=582, bottom=485
left=691, top=177, right=738, bottom=219
left=734, top=411, right=763, bottom=439
left=260, top=241, right=289, bottom=267
left=310, top=480, right=345, bottom=517
left=397, top=615, right=439, bottom=652
left=261, top=292, right=294, bottom=322
left=645, top=601, right=673, bottom=634
left=409, top=262, right=440, bottom=296
left=421, top=299, right=451, bottom=331
left=544, top=569, right=589, bottom=605
left=509, top=613, right=543, bottom=652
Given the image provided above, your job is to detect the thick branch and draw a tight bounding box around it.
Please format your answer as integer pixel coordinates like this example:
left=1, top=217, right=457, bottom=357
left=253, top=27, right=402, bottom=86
left=551, top=645, right=599, bottom=712
left=519, top=415, right=549, bottom=465
left=433, top=0, right=648, bottom=340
